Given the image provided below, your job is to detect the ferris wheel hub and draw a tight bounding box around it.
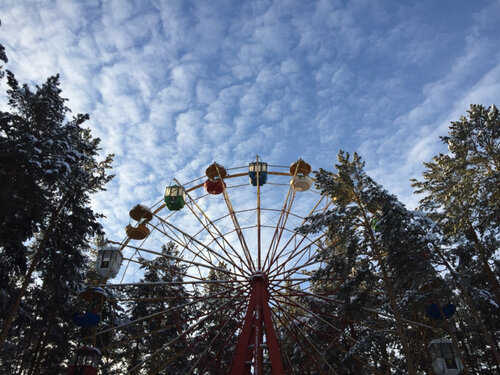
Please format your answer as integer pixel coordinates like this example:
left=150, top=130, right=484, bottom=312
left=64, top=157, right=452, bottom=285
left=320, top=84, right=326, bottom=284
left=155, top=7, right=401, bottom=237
left=250, top=270, right=269, bottom=287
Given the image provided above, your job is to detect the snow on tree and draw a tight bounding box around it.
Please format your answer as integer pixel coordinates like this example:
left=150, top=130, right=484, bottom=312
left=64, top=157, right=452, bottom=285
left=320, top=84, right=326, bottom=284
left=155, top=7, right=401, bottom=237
left=121, top=243, right=192, bottom=374
left=190, top=262, right=242, bottom=374
left=0, top=43, right=114, bottom=373
left=297, top=151, right=454, bottom=374
left=412, top=104, right=500, bottom=369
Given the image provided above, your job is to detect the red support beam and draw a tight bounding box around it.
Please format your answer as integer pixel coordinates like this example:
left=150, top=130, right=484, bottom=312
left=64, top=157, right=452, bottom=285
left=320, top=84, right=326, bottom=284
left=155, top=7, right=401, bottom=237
left=230, top=272, right=285, bottom=375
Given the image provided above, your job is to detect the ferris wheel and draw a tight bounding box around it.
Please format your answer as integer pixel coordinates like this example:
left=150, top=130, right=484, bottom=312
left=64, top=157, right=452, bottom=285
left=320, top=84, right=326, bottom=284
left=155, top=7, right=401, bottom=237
left=66, top=158, right=464, bottom=375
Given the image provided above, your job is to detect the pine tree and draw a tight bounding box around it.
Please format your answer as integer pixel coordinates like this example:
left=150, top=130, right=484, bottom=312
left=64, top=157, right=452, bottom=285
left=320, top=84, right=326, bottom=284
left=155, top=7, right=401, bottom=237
left=0, top=41, right=7, bottom=81
left=122, top=243, right=192, bottom=374
left=0, top=45, right=113, bottom=370
left=191, top=263, right=241, bottom=374
left=411, top=104, right=500, bottom=368
left=297, top=151, right=451, bottom=374
left=412, top=104, right=499, bottom=304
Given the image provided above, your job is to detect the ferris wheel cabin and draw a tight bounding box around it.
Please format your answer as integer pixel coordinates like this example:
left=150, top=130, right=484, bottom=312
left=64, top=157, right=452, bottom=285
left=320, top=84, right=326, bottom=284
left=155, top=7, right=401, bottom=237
left=428, top=338, right=463, bottom=374
left=289, top=159, right=313, bottom=191
left=164, top=185, right=186, bottom=211
left=204, top=162, right=227, bottom=194
left=249, top=161, right=268, bottom=186
left=129, top=204, right=153, bottom=222
left=96, top=246, right=123, bottom=279
left=67, top=346, right=101, bottom=375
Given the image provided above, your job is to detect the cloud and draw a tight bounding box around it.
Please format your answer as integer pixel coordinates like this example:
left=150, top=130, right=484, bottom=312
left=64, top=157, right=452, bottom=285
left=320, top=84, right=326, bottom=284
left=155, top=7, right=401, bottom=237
left=1, top=0, right=499, bottom=247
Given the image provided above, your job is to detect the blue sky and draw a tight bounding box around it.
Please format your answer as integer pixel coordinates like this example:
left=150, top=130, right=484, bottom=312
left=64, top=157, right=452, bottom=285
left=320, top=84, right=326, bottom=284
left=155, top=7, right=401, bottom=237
left=1, top=0, right=500, bottom=242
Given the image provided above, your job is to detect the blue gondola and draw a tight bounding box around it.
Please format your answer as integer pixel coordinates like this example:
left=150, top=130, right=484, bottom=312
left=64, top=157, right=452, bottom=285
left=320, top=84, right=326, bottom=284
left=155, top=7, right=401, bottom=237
left=425, top=303, right=456, bottom=320
left=73, top=312, right=101, bottom=327
left=249, top=161, right=268, bottom=186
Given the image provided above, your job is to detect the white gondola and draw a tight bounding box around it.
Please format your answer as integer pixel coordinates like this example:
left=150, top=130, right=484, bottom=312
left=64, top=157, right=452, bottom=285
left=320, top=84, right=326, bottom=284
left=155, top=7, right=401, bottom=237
left=290, top=175, right=313, bottom=191
left=96, top=246, right=123, bottom=278
left=428, top=337, right=463, bottom=375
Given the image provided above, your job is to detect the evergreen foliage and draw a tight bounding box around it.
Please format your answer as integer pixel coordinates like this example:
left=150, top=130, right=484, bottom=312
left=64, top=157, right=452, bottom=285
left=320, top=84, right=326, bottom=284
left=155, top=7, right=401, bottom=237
left=0, top=42, right=114, bottom=374
left=190, top=263, right=241, bottom=374
left=121, top=243, right=192, bottom=375
left=294, top=151, right=451, bottom=374
left=412, top=104, right=500, bottom=370
left=412, top=104, right=500, bottom=306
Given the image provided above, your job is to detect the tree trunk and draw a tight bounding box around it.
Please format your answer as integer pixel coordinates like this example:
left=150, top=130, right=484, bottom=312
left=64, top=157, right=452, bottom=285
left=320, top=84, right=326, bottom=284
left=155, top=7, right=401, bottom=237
left=361, top=208, right=417, bottom=375
left=25, top=331, right=46, bottom=375
left=29, top=314, right=54, bottom=375
left=438, top=306, right=471, bottom=375
left=378, top=262, right=418, bottom=375
left=467, top=222, right=500, bottom=308
left=0, top=194, right=70, bottom=349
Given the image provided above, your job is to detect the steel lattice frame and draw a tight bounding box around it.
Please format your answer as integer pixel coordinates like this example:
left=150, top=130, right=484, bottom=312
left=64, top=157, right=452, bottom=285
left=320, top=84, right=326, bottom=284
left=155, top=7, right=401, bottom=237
left=93, top=161, right=431, bottom=375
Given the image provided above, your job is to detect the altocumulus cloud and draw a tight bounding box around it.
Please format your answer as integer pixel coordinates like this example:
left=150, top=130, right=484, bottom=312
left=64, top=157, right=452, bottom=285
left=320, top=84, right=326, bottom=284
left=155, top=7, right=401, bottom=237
left=1, top=0, right=499, bottom=239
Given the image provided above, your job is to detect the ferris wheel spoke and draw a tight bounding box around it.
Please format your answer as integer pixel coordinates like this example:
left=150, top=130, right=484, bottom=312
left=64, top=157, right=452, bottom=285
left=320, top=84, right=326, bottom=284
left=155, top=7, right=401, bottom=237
left=183, top=192, right=253, bottom=276
left=270, top=287, right=406, bottom=374
left=152, top=217, right=244, bottom=278
left=267, top=300, right=332, bottom=375
left=221, top=186, right=256, bottom=272
left=103, top=310, right=198, bottom=352
left=272, top=288, right=356, bottom=344
left=276, top=283, right=437, bottom=333
left=183, top=297, right=248, bottom=375
left=256, top=156, right=263, bottom=269
left=277, top=244, right=319, bottom=281
left=270, top=311, right=298, bottom=375
left=271, top=235, right=328, bottom=278
left=265, top=193, right=331, bottom=275
left=156, top=220, right=203, bottom=267
left=201, top=313, right=247, bottom=373
left=269, top=297, right=339, bottom=341
left=118, top=256, right=225, bottom=285
left=269, top=291, right=341, bottom=324
left=95, top=284, right=247, bottom=338
left=133, top=291, right=249, bottom=375
left=114, top=293, right=246, bottom=364
left=268, top=231, right=322, bottom=272
left=97, top=293, right=248, bottom=352
left=127, top=217, right=211, bottom=274
left=118, top=236, right=149, bottom=285
left=267, top=305, right=314, bottom=375
left=269, top=299, right=344, bottom=375
left=269, top=279, right=323, bottom=296
left=125, top=287, right=249, bottom=374
left=99, top=279, right=243, bottom=288
left=268, top=235, right=326, bottom=283
left=149, top=297, right=247, bottom=375
left=109, top=241, right=242, bottom=281
left=263, top=185, right=296, bottom=272
left=153, top=213, right=250, bottom=278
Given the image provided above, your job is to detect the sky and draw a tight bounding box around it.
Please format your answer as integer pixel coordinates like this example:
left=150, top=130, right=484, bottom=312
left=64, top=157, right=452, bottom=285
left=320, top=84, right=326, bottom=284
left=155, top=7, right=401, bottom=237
left=1, top=0, right=500, bottom=247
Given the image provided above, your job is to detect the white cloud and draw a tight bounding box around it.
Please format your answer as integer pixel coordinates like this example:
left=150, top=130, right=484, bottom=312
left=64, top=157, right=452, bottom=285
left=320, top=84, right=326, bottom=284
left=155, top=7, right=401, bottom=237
left=1, top=0, right=499, bottom=247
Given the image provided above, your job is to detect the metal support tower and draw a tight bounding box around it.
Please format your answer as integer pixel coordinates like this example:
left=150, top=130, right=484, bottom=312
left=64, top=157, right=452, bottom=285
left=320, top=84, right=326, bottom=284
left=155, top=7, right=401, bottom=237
left=230, top=271, right=285, bottom=375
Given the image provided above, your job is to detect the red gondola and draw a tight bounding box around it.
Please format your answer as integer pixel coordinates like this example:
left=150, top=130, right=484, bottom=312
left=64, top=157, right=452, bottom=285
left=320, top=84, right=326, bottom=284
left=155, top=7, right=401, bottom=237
left=204, top=178, right=226, bottom=194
